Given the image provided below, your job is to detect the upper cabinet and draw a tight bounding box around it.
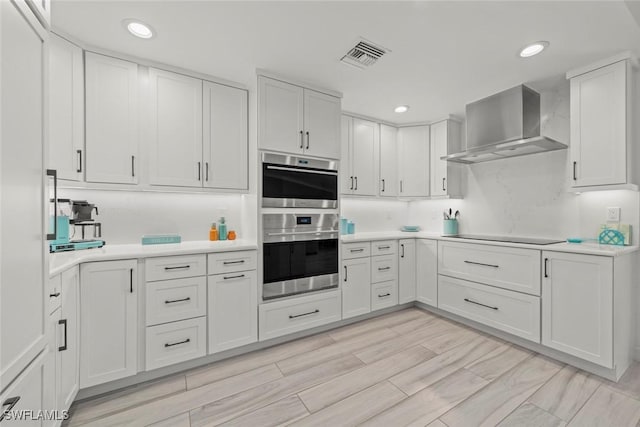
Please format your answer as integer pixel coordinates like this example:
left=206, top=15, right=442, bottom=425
left=49, top=34, right=84, bottom=181
left=379, top=124, right=399, bottom=197
left=25, top=0, right=50, bottom=27
left=398, top=125, right=430, bottom=197
left=567, top=56, right=638, bottom=190
left=341, top=115, right=379, bottom=196
left=430, top=119, right=463, bottom=198
left=258, top=75, right=341, bottom=159
left=85, top=52, right=139, bottom=184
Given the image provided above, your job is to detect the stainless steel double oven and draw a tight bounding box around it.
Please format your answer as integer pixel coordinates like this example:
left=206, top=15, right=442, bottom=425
left=261, top=153, right=339, bottom=300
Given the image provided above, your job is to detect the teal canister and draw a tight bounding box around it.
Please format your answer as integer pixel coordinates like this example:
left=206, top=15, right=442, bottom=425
left=340, top=218, right=349, bottom=235
left=218, top=217, right=227, bottom=241
left=347, top=221, right=355, bottom=234
left=443, top=219, right=458, bottom=236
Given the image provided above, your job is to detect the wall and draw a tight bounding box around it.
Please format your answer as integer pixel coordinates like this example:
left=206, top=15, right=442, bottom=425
left=340, top=197, right=409, bottom=232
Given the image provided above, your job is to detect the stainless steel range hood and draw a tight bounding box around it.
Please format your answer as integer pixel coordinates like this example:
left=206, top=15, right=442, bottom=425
left=442, top=85, right=567, bottom=164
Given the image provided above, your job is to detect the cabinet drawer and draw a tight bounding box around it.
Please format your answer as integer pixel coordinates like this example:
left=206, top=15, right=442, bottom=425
left=371, top=280, right=398, bottom=311
left=49, top=274, right=62, bottom=314
left=438, top=241, right=541, bottom=295
left=146, top=277, right=207, bottom=326
left=208, top=250, right=257, bottom=275
left=145, top=317, right=206, bottom=371
left=371, top=240, right=397, bottom=256
left=438, top=275, right=540, bottom=343
left=371, top=255, right=397, bottom=283
left=259, top=290, right=341, bottom=341
left=342, top=242, right=371, bottom=259
left=145, top=255, right=206, bottom=281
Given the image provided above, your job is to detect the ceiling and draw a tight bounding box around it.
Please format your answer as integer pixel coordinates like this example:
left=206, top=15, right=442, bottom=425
left=52, top=1, right=640, bottom=124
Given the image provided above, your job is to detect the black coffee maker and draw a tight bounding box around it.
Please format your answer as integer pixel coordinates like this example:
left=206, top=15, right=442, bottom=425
left=71, top=200, right=102, bottom=239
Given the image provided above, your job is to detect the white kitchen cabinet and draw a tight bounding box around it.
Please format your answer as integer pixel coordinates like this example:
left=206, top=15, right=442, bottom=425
left=398, top=125, right=430, bottom=197
left=258, top=76, right=340, bottom=159
left=25, top=0, right=50, bottom=27
left=430, top=119, right=462, bottom=197
left=85, top=52, right=139, bottom=184
left=568, top=57, right=637, bottom=189
left=1, top=0, right=47, bottom=390
left=341, top=115, right=379, bottom=196
left=208, top=270, right=258, bottom=353
left=416, top=239, right=438, bottom=306
left=203, top=81, right=249, bottom=190
left=379, top=124, right=399, bottom=197
left=341, top=257, right=371, bottom=319
left=57, top=267, right=79, bottom=413
left=49, top=33, right=84, bottom=181
left=398, top=239, right=416, bottom=304
left=542, top=252, right=613, bottom=367
left=0, top=351, right=47, bottom=427
left=148, top=68, right=203, bottom=187
left=80, top=260, right=138, bottom=388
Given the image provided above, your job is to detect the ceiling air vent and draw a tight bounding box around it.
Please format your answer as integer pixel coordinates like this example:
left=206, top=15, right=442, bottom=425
left=341, top=39, right=388, bottom=69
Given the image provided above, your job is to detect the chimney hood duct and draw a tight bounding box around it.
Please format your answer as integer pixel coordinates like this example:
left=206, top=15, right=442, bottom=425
left=442, top=85, right=567, bottom=164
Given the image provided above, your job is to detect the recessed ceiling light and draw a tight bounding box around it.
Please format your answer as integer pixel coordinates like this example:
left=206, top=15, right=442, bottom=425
left=519, top=41, right=549, bottom=58
left=394, top=105, right=409, bottom=113
left=123, top=19, right=155, bottom=39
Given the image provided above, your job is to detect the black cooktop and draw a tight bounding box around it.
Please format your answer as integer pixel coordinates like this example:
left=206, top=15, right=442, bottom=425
left=449, top=234, right=564, bottom=245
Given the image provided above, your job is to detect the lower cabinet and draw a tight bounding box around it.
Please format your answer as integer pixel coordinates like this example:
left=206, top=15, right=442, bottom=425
left=208, top=270, right=258, bottom=353
left=542, top=252, right=613, bottom=368
left=146, top=317, right=206, bottom=371
left=0, top=351, right=47, bottom=426
left=416, top=239, right=438, bottom=306
left=80, top=260, right=138, bottom=388
left=398, top=239, right=416, bottom=304
left=57, top=267, right=79, bottom=412
left=341, top=257, right=371, bottom=319
left=371, top=281, right=398, bottom=310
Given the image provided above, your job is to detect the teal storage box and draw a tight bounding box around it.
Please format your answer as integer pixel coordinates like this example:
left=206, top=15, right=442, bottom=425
left=141, top=235, right=181, bottom=245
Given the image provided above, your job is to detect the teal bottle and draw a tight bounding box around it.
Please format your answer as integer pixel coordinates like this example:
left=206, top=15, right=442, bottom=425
left=218, top=217, right=227, bottom=241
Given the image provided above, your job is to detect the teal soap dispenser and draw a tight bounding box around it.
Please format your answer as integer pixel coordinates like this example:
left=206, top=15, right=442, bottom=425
left=218, top=217, right=227, bottom=241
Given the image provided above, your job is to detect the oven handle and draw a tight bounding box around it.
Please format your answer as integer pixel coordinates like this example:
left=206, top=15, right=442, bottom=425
left=267, top=230, right=338, bottom=237
left=265, top=165, right=338, bottom=176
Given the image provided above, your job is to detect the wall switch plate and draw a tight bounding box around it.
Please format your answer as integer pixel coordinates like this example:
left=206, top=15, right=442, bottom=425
left=606, top=207, right=621, bottom=222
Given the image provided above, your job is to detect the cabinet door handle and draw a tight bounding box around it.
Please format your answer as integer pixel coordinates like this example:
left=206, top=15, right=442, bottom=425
left=223, top=274, right=245, bottom=280
left=464, top=298, right=498, bottom=310
left=378, top=293, right=391, bottom=298
left=573, top=161, right=577, bottom=181
left=350, top=176, right=354, bottom=190
left=165, top=297, right=191, bottom=304
left=378, top=266, right=391, bottom=271
left=49, top=292, right=60, bottom=298
left=223, top=260, right=245, bottom=265
left=131, top=155, right=135, bottom=177
left=401, top=244, right=405, bottom=258
left=164, top=265, right=191, bottom=271
left=442, top=177, right=446, bottom=191
left=378, top=245, right=390, bottom=249
left=464, top=260, right=499, bottom=268
left=306, top=131, right=310, bottom=149
left=400, top=180, right=403, bottom=193
left=0, top=396, right=21, bottom=422
left=198, top=162, right=201, bottom=181
left=130, top=268, right=134, bottom=293
left=58, top=318, right=68, bottom=351
left=299, top=130, right=304, bottom=149
left=205, top=162, right=209, bottom=182
left=381, top=179, right=385, bottom=192
left=77, top=150, right=83, bottom=173
left=350, top=248, right=364, bottom=253
left=544, top=257, right=549, bottom=278
left=165, top=338, right=190, bottom=348
left=344, top=265, right=348, bottom=282
left=354, top=176, right=358, bottom=190
left=289, top=309, right=319, bottom=319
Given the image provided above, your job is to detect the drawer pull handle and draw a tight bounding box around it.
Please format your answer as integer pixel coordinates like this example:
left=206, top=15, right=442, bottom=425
left=350, top=248, right=364, bottom=253
left=164, top=265, right=191, bottom=271
left=544, top=257, right=549, bottom=278
left=464, top=260, right=499, bottom=268
left=401, top=244, right=405, bottom=258
left=0, top=396, right=21, bottom=422
left=49, top=292, right=60, bottom=298
left=289, top=309, right=319, bottom=319
left=464, top=298, right=498, bottom=311
left=223, top=260, right=245, bottom=265
left=378, top=245, right=390, bottom=250
left=58, top=319, right=68, bottom=351
left=378, top=266, right=391, bottom=271
left=378, top=293, right=391, bottom=298
left=165, top=297, right=191, bottom=304
left=165, top=338, right=190, bottom=348
left=223, top=274, right=245, bottom=280
left=344, top=265, right=348, bottom=282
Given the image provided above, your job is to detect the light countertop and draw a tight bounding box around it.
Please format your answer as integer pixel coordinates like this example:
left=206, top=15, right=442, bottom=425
left=49, top=239, right=257, bottom=277
left=340, top=231, right=639, bottom=257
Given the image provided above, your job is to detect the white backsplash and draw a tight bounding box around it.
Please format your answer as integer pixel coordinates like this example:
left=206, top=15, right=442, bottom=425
left=340, top=198, right=409, bottom=233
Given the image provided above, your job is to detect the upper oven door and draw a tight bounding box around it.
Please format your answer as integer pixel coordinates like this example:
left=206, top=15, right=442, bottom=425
left=262, top=153, right=338, bottom=208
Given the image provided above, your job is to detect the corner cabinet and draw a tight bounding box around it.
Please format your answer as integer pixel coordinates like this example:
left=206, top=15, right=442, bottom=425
left=430, top=119, right=462, bottom=198
left=398, top=125, right=430, bottom=197
left=379, top=124, right=399, bottom=197
left=258, top=75, right=341, bottom=159
left=80, top=260, right=138, bottom=388
left=341, top=115, right=379, bottom=196
left=568, top=56, right=638, bottom=190
left=85, top=52, right=139, bottom=184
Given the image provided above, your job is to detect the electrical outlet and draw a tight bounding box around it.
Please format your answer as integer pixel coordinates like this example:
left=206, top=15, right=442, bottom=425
left=606, top=207, right=621, bottom=222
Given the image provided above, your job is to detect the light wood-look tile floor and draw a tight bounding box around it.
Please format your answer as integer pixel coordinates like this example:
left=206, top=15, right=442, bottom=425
left=65, top=308, right=640, bottom=427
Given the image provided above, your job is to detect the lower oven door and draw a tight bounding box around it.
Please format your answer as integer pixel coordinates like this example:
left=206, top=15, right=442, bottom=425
left=263, top=238, right=338, bottom=300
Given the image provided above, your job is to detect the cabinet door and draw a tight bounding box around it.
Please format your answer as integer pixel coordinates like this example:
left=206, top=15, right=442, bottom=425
left=340, top=115, right=353, bottom=194
left=398, top=125, right=430, bottom=197
left=416, top=239, right=438, bottom=306
left=398, top=239, right=416, bottom=304
left=80, top=260, right=138, bottom=388
left=379, top=124, right=398, bottom=197
left=342, top=257, right=371, bottom=319
left=570, top=60, right=627, bottom=187
left=208, top=270, right=257, bottom=353
left=351, top=118, right=379, bottom=196
left=85, top=52, right=138, bottom=184
left=303, top=89, right=341, bottom=159
left=0, top=351, right=46, bottom=427
left=430, top=121, right=448, bottom=197
left=258, top=76, right=304, bottom=154
left=49, top=34, right=84, bottom=181
left=203, top=81, right=248, bottom=190
left=1, top=0, right=47, bottom=389
left=542, top=252, right=613, bottom=368
left=149, top=68, right=203, bottom=187
left=58, top=267, right=79, bottom=411
left=25, top=0, right=50, bottom=27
